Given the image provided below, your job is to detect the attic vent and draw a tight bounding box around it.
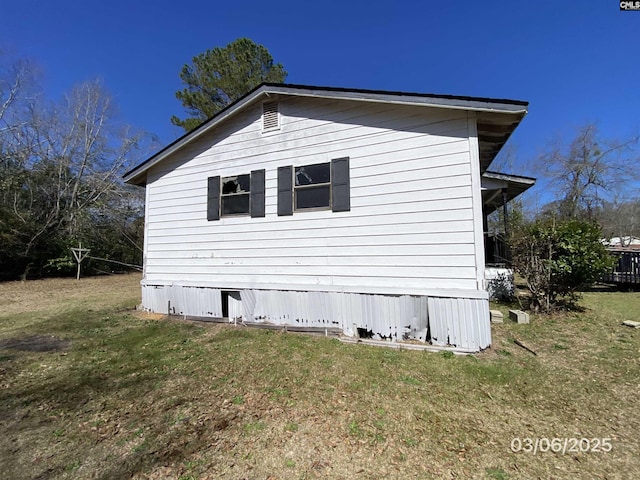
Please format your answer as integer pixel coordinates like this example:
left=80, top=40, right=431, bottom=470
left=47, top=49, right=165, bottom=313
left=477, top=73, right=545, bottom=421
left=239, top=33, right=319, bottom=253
left=263, top=102, right=279, bottom=131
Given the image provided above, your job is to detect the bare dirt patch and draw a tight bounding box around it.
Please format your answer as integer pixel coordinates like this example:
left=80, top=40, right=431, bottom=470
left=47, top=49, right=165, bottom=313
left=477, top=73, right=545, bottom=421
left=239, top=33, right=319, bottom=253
left=0, top=335, right=70, bottom=352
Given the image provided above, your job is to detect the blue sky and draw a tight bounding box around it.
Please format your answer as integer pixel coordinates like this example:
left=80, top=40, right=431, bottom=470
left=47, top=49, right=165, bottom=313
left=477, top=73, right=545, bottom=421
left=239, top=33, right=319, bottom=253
left=2, top=0, right=638, bottom=205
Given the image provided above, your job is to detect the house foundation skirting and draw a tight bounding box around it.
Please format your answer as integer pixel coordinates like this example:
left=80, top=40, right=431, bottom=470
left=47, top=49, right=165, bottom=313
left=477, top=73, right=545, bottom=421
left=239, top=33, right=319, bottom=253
left=141, top=284, right=491, bottom=352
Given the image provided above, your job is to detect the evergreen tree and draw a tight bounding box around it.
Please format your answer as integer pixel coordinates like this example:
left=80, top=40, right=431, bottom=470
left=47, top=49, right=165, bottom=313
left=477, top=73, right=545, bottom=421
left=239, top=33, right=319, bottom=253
left=171, top=38, right=287, bottom=132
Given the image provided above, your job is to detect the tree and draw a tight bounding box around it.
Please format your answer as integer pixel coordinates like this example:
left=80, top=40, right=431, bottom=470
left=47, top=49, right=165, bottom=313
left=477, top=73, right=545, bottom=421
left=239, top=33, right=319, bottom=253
left=511, top=219, right=614, bottom=312
left=0, top=56, right=40, bottom=277
left=597, top=197, right=640, bottom=244
left=171, top=38, right=287, bottom=131
left=540, top=123, right=640, bottom=220
left=0, top=56, right=149, bottom=279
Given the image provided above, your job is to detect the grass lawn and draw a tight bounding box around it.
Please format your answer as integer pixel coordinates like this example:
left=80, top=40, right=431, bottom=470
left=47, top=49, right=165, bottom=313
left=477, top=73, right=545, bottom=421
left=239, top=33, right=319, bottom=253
left=0, top=274, right=638, bottom=479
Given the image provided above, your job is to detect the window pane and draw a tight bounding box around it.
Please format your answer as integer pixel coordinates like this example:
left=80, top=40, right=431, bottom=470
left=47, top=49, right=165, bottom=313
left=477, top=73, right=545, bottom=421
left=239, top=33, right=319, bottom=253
left=222, top=194, right=250, bottom=215
left=295, top=163, right=330, bottom=186
left=295, top=185, right=331, bottom=209
left=222, top=174, right=251, bottom=194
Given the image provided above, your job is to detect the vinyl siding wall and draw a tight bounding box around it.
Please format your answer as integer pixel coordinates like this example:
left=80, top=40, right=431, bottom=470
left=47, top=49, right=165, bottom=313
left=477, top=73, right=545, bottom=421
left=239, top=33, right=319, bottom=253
left=143, top=97, right=482, bottom=298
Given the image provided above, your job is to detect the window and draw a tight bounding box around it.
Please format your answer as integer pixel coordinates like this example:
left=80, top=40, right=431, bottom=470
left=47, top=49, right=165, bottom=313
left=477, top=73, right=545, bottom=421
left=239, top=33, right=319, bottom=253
left=277, top=157, right=350, bottom=216
left=295, top=162, right=331, bottom=210
left=207, top=170, right=265, bottom=221
left=221, top=174, right=250, bottom=216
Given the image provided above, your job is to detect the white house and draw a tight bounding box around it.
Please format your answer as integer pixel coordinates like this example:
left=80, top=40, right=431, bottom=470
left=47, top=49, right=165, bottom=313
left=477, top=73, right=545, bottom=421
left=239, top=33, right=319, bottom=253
left=124, top=84, right=534, bottom=352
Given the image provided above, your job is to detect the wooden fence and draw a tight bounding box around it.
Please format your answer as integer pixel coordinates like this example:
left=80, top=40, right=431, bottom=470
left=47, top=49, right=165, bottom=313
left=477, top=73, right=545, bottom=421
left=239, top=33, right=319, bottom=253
left=603, top=250, right=640, bottom=285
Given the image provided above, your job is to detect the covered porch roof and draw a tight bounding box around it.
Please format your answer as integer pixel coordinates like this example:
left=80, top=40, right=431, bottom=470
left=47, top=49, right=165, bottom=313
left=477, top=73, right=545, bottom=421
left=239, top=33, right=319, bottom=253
left=481, top=170, right=536, bottom=215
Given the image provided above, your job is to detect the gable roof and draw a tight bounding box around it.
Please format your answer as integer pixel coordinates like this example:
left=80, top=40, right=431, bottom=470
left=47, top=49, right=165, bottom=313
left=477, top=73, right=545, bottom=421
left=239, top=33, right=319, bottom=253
left=124, top=83, right=529, bottom=186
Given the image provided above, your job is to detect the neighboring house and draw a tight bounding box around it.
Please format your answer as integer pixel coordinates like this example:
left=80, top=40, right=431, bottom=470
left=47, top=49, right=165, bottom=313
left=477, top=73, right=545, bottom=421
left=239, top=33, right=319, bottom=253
left=604, top=236, right=640, bottom=249
left=124, top=83, right=535, bottom=352
left=603, top=237, right=640, bottom=285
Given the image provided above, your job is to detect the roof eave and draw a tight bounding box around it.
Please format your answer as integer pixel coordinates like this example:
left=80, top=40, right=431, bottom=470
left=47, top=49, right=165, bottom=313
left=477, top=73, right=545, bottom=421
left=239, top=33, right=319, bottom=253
left=263, top=84, right=528, bottom=114
left=123, top=83, right=273, bottom=185
left=124, top=83, right=528, bottom=186
left=481, top=170, right=536, bottom=215
left=483, top=170, right=536, bottom=185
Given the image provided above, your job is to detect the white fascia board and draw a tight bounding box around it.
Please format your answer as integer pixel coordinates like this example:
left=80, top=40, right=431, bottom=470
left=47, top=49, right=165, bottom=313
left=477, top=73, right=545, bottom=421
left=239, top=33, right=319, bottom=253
left=481, top=177, right=509, bottom=191
left=265, top=86, right=528, bottom=115
left=483, top=170, right=536, bottom=184
left=124, top=86, right=271, bottom=185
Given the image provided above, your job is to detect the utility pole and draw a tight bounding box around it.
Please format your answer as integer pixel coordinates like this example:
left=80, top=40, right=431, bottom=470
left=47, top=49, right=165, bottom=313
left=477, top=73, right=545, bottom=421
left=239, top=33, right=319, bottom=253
left=71, top=242, right=90, bottom=280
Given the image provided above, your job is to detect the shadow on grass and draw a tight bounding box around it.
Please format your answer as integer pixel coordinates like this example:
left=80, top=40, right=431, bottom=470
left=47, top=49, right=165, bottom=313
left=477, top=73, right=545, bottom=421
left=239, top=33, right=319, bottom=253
left=582, top=282, right=640, bottom=292
left=0, top=307, right=218, bottom=479
left=0, top=335, right=71, bottom=352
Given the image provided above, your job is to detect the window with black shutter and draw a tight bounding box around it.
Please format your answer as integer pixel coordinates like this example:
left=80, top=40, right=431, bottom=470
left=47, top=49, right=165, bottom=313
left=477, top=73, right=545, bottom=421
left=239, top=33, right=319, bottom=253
left=277, top=157, right=350, bottom=214
left=207, top=170, right=265, bottom=220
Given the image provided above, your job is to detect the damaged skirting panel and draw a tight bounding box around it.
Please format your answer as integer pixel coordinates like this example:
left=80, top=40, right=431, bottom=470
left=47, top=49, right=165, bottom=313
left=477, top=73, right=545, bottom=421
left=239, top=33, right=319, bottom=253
left=141, top=284, right=491, bottom=351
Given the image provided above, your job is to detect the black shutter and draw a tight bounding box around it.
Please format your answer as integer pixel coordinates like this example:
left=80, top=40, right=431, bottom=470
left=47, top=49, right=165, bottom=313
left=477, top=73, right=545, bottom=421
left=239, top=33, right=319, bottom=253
left=250, top=169, right=266, bottom=218
left=207, top=176, right=220, bottom=221
left=331, top=157, right=350, bottom=212
left=277, top=166, right=293, bottom=216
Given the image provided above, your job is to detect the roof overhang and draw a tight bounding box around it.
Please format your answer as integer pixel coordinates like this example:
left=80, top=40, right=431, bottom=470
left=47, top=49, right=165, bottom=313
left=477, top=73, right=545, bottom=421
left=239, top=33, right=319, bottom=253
left=481, top=171, right=536, bottom=215
left=124, top=83, right=529, bottom=186
left=476, top=113, right=526, bottom=172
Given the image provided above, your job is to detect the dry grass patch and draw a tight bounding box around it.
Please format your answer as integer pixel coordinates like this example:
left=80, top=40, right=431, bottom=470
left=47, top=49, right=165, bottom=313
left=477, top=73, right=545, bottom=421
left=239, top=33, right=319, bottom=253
left=0, top=276, right=638, bottom=479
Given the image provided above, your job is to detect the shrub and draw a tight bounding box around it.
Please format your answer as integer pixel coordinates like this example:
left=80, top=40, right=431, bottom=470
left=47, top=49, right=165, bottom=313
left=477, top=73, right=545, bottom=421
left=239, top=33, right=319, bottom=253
left=511, top=219, right=614, bottom=312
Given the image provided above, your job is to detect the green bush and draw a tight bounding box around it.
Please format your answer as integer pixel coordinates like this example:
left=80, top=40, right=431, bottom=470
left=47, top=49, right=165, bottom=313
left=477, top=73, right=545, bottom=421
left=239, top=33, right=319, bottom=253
left=511, top=219, right=614, bottom=312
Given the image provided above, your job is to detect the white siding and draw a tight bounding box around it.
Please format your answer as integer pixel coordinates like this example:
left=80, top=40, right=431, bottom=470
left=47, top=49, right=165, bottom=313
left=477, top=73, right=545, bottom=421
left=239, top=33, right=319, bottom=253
left=144, top=97, right=481, bottom=298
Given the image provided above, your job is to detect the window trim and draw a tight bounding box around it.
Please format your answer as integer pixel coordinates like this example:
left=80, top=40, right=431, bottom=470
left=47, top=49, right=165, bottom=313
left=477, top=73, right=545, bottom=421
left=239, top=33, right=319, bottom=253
left=220, top=174, right=251, bottom=217
left=293, top=162, right=332, bottom=212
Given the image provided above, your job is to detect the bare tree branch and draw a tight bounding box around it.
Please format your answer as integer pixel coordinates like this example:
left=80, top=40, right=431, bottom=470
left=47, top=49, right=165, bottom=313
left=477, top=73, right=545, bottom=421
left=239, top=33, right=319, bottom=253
left=540, top=123, right=640, bottom=220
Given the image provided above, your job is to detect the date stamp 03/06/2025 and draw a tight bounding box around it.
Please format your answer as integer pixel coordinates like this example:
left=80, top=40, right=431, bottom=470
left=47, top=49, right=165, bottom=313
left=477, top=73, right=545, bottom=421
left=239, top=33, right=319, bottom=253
left=511, top=437, right=613, bottom=455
